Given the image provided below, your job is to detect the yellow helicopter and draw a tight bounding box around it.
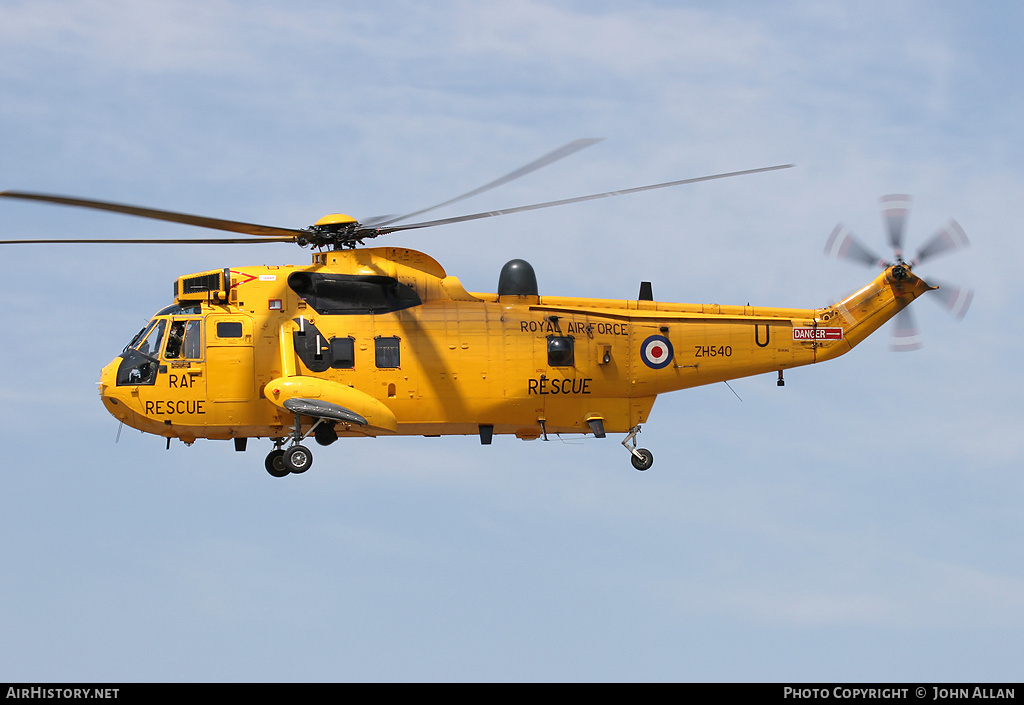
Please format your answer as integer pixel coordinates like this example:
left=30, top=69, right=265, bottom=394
left=0, top=141, right=971, bottom=476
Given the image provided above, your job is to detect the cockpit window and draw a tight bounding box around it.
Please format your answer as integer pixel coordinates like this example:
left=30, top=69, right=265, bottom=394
left=182, top=320, right=202, bottom=359
left=136, top=319, right=167, bottom=358
left=165, top=319, right=203, bottom=360
left=117, top=315, right=205, bottom=386
left=116, top=319, right=166, bottom=386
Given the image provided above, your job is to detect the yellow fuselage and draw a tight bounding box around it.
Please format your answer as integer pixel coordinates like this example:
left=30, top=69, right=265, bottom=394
left=98, top=247, right=931, bottom=444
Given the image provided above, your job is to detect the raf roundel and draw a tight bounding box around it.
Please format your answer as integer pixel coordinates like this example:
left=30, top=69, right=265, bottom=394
left=640, top=335, right=674, bottom=369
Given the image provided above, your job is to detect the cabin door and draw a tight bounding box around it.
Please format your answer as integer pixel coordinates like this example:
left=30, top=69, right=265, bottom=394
left=205, top=314, right=255, bottom=402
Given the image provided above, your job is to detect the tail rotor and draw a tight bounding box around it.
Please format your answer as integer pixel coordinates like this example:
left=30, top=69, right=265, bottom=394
left=824, top=194, right=973, bottom=351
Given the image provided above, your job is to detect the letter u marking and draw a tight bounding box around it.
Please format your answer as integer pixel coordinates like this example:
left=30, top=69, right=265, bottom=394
left=755, top=324, right=770, bottom=348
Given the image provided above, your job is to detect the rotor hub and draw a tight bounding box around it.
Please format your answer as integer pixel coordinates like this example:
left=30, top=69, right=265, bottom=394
left=305, top=214, right=381, bottom=250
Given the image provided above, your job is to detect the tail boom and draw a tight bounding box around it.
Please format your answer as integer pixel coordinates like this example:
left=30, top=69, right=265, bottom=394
left=626, top=264, right=936, bottom=398
left=814, top=264, right=934, bottom=362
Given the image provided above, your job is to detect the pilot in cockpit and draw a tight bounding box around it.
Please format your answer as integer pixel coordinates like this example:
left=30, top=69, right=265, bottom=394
left=164, top=321, right=185, bottom=359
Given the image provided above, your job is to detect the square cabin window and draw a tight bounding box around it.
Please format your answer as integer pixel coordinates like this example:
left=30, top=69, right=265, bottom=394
left=375, top=336, right=401, bottom=368
left=216, top=321, right=243, bottom=339
left=330, top=337, right=355, bottom=369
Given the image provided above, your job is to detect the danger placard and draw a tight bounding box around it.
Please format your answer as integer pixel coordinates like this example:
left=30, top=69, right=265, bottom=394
left=792, top=327, right=843, bottom=341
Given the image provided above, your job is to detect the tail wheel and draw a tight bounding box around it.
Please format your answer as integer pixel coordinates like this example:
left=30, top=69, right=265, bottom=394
left=621, top=425, right=654, bottom=471
left=630, top=448, right=654, bottom=471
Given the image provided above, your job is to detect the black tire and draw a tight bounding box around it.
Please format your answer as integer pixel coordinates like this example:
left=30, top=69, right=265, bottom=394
left=265, top=449, right=289, bottom=477
left=284, top=444, right=313, bottom=474
left=630, top=448, right=654, bottom=471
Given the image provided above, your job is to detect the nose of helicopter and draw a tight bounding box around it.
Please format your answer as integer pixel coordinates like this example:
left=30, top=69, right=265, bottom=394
left=98, top=357, right=128, bottom=421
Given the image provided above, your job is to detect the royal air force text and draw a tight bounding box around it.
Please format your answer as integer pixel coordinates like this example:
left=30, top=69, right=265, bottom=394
left=519, top=320, right=627, bottom=336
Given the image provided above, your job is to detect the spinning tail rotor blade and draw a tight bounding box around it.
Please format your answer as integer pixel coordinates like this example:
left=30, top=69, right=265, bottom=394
left=826, top=194, right=973, bottom=353
left=928, top=278, right=974, bottom=319
left=880, top=194, right=911, bottom=260
left=913, top=219, right=969, bottom=265
left=824, top=224, right=886, bottom=267
left=890, top=307, right=923, bottom=352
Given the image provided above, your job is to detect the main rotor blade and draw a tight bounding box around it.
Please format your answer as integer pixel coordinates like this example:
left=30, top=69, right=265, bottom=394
left=371, top=138, right=604, bottom=227
left=824, top=224, right=886, bottom=268
left=880, top=194, right=911, bottom=259
left=372, top=163, right=795, bottom=235
left=0, top=191, right=304, bottom=239
left=0, top=236, right=296, bottom=245
left=913, top=219, right=969, bottom=265
left=359, top=213, right=400, bottom=227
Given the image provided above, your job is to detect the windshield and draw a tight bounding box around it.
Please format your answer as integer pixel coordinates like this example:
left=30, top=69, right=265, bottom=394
left=116, top=318, right=168, bottom=387
left=116, top=314, right=205, bottom=386
left=134, top=319, right=167, bottom=359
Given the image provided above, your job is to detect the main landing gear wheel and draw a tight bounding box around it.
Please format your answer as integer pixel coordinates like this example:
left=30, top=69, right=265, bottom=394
left=266, top=413, right=317, bottom=477
left=284, top=444, right=313, bottom=474
left=630, top=448, right=654, bottom=471
left=265, top=448, right=288, bottom=478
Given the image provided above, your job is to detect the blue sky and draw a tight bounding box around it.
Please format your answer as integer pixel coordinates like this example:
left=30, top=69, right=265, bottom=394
left=1, top=0, right=1021, bottom=682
